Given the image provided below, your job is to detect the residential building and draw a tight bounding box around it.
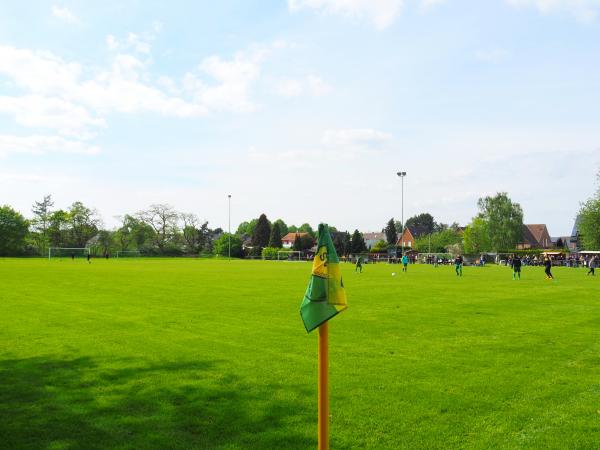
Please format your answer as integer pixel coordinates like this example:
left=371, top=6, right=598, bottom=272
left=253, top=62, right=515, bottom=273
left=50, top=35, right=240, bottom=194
left=281, top=232, right=310, bottom=249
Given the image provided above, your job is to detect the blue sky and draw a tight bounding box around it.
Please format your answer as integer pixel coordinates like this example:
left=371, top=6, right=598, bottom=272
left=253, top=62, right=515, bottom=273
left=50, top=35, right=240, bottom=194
left=1, top=0, right=599, bottom=235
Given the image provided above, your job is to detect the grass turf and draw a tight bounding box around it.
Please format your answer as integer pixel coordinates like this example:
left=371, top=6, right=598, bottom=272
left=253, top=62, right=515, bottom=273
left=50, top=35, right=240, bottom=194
left=0, top=258, right=599, bottom=449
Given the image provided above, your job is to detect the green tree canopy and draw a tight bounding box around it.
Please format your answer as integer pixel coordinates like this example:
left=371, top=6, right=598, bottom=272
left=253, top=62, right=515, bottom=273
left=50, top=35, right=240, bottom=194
left=251, top=213, right=271, bottom=250
left=578, top=174, right=600, bottom=250
left=405, top=213, right=436, bottom=234
left=273, top=219, right=288, bottom=237
left=0, top=205, right=29, bottom=256
left=269, top=221, right=283, bottom=248
left=477, top=192, right=523, bottom=251
left=298, top=223, right=315, bottom=237
left=463, top=217, right=491, bottom=255
left=213, top=233, right=243, bottom=257
left=350, top=229, right=367, bottom=254
left=384, top=218, right=397, bottom=246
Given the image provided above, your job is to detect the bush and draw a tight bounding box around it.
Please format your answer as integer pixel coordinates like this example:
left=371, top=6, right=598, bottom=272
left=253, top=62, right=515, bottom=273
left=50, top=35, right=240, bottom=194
left=213, top=233, right=243, bottom=258
left=261, top=247, right=281, bottom=259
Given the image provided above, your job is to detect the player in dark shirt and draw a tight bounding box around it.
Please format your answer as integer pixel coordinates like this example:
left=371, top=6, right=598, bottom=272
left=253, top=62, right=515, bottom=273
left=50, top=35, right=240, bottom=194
left=511, top=254, right=522, bottom=280
left=454, top=255, right=463, bottom=277
left=544, top=256, right=553, bottom=280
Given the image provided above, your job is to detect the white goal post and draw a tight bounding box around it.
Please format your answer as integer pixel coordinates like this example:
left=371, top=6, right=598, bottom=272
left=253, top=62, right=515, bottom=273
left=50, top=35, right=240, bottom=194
left=277, top=250, right=303, bottom=261
left=48, top=247, right=90, bottom=260
left=115, top=250, right=141, bottom=258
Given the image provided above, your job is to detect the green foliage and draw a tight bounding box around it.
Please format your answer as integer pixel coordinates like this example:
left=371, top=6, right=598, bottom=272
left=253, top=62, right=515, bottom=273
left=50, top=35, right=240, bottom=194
left=350, top=229, right=367, bottom=254
left=251, top=214, right=271, bottom=250
left=463, top=217, right=492, bottom=255
left=260, top=247, right=281, bottom=259
left=236, top=219, right=258, bottom=236
left=384, top=218, right=397, bottom=245
left=477, top=193, right=523, bottom=251
left=292, top=233, right=314, bottom=251
left=578, top=197, right=600, bottom=250
left=272, top=219, right=288, bottom=237
left=332, top=231, right=351, bottom=257
left=68, top=201, right=101, bottom=247
left=415, top=229, right=462, bottom=253
left=405, top=213, right=436, bottom=234
left=298, top=223, right=315, bottom=237
left=268, top=222, right=283, bottom=248
left=370, top=239, right=389, bottom=253
left=0, top=205, right=29, bottom=255
left=213, top=233, right=243, bottom=257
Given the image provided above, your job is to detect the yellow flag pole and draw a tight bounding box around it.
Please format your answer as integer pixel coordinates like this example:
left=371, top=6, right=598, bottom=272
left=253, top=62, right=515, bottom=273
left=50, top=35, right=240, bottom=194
left=318, top=321, right=329, bottom=450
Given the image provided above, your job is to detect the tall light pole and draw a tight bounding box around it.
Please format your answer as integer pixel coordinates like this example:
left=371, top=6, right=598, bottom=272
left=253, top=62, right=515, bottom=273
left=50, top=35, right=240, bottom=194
left=228, top=194, right=231, bottom=259
left=397, top=171, right=406, bottom=255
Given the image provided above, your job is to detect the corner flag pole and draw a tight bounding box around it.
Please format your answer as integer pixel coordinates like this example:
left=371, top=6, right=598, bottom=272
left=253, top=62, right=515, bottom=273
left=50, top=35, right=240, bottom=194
left=318, top=322, right=329, bottom=450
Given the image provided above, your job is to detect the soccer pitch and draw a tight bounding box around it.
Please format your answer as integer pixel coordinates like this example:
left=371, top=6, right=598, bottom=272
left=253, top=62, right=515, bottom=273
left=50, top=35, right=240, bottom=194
left=1, top=259, right=598, bottom=449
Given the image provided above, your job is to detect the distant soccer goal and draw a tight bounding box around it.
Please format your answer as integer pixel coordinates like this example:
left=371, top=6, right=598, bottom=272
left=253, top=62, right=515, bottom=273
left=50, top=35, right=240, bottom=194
left=116, top=250, right=141, bottom=258
left=277, top=251, right=303, bottom=261
left=48, top=247, right=90, bottom=260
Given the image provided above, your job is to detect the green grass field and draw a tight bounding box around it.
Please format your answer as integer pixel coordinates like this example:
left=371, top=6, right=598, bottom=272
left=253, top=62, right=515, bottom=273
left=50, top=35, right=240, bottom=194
left=1, top=258, right=599, bottom=449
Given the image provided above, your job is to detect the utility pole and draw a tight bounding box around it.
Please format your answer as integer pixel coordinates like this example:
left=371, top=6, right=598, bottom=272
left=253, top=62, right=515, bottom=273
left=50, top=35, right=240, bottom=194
left=396, top=171, right=406, bottom=255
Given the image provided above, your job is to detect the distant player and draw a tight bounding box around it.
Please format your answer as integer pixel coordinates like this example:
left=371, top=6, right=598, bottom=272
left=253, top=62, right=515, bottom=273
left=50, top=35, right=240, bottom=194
left=587, top=256, right=597, bottom=276
left=71, top=252, right=75, bottom=261
left=544, top=256, right=553, bottom=280
left=401, top=254, right=408, bottom=272
left=355, top=256, right=363, bottom=273
left=454, top=255, right=463, bottom=277
left=511, top=254, right=522, bottom=280
left=87, top=253, right=91, bottom=264
left=105, top=252, right=109, bottom=260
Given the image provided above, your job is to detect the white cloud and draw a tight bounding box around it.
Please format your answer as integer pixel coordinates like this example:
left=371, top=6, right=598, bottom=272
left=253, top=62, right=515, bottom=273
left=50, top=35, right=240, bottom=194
left=106, top=35, right=119, bottom=51
left=288, top=0, right=404, bottom=29
left=322, top=128, right=392, bottom=149
left=274, top=74, right=330, bottom=97
left=51, top=5, right=81, bottom=25
left=474, top=47, right=510, bottom=63
left=182, top=42, right=284, bottom=112
left=0, top=134, right=99, bottom=157
left=506, top=0, right=600, bottom=22
left=0, top=95, right=105, bottom=138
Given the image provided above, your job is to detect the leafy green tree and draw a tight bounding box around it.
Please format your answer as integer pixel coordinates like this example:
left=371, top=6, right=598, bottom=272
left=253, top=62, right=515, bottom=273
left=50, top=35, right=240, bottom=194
left=415, top=229, right=462, bottom=253
left=273, top=219, right=288, bottom=237
left=213, top=233, right=243, bottom=257
left=30, top=194, right=54, bottom=255
left=251, top=214, right=271, bottom=250
left=477, top=193, right=523, bottom=251
left=555, top=237, right=564, bottom=249
left=288, top=225, right=298, bottom=233
left=236, top=219, right=258, bottom=236
left=47, top=210, right=70, bottom=247
left=384, top=218, right=397, bottom=246
left=268, top=221, right=283, bottom=248
left=371, top=239, right=388, bottom=253
left=97, top=230, right=114, bottom=255
left=405, top=213, right=436, bottom=234
left=298, top=223, right=315, bottom=237
left=137, top=204, right=179, bottom=251
left=0, top=205, right=29, bottom=255
left=463, top=217, right=491, bottom=255
left=68, top=201, right=101, bottom=247
left=351, top=229, right=367, bottom=254
left=578, top=190, right=600, bottom=250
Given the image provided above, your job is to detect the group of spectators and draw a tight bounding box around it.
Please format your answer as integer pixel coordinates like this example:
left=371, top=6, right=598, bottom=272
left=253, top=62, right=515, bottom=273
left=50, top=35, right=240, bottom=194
left=502, top=254, right=599, bottom=268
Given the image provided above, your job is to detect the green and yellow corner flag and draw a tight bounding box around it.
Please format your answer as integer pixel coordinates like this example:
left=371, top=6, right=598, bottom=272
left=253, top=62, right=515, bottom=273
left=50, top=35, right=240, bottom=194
left=300, top=224, right=348, bottom=333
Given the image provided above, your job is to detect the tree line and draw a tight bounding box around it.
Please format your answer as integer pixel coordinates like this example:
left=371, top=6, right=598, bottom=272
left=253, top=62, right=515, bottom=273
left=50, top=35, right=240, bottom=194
left=1, top=183, right=598, bottom=257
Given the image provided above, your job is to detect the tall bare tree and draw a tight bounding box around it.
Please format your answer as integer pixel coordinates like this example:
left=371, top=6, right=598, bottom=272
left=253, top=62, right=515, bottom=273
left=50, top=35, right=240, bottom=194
left=137, top=204, right=179, bottom=251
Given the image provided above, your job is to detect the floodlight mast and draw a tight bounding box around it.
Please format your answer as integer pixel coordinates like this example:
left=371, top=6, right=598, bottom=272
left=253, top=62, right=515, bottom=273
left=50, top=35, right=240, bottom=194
left=396, top=171, right=407, bottom=255
left=228, top=194, right=232, bottom=259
